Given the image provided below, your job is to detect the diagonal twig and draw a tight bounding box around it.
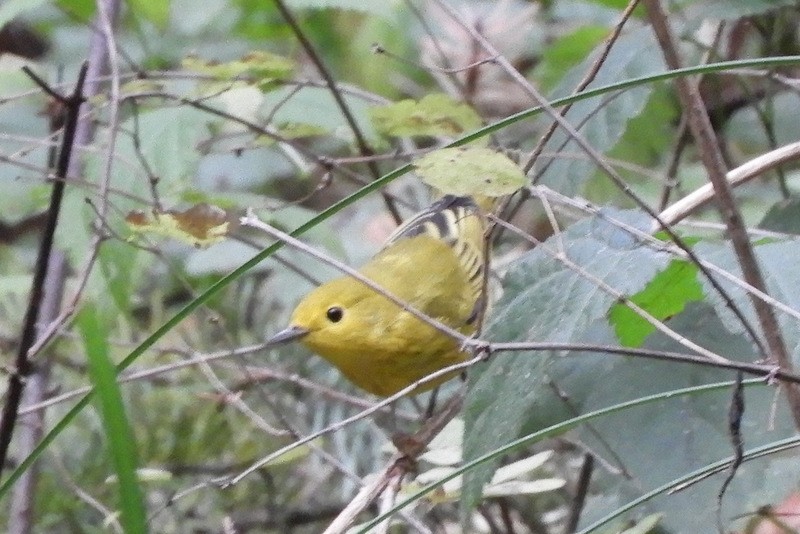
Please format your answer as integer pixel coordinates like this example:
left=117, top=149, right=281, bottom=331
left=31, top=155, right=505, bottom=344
left=272, top=0, right=402, bottom=223
left=0, top=62, right=89, bottom=475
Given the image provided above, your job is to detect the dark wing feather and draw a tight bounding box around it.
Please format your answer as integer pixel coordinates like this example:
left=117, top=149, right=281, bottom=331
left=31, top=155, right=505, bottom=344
left=383, top=195, right=486, bottom=310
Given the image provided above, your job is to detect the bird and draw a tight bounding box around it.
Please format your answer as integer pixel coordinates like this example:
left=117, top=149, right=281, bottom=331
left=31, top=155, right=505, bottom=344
left=267, top=195, right=487, bottom=397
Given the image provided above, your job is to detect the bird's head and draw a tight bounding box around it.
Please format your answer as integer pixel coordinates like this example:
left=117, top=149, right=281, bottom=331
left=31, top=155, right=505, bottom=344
left=267, top=277, right=377, bottom=354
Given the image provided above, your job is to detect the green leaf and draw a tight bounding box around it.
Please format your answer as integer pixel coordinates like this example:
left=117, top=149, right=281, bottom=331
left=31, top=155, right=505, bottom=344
left=682, top=0, right=799, bottom=20
left=125, top=203, right=231, bottom=248
left=535, top=26, right=609, bottom=90
left=618, top=513, right=663, bottom=534
left=259, top=85, right=380, bottom=145
left=463, top=210, right=670, bottom=510
left=127, top=0, right=170, bottom=28
left=55, top=0, right=95, bottom=20
left=370, top=94, right=482, bottom=138
left=78, top=305, right=147, bottom=534
left=182, top=51, right=294, bottom=83
left=97, top=240, right=140, bottom=316
left=414, top=147, right=526, bottom=197
left=759, top=196, right=800, bottom=234
left=274, top=121, right=329, bottom=139
left=609, top=260, right=703, bottom=347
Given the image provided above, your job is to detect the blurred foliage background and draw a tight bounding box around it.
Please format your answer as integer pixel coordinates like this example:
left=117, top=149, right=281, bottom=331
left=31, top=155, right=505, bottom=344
left=3, top=0, right=800, bottom=532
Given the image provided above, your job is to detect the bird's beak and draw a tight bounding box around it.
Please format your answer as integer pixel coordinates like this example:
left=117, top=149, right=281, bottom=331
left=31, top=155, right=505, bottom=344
left=266, top=325, right=310, bottom=346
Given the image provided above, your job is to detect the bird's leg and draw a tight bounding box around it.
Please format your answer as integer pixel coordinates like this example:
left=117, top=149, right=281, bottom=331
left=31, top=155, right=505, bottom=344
left=424, top=386, right=440, bottom=419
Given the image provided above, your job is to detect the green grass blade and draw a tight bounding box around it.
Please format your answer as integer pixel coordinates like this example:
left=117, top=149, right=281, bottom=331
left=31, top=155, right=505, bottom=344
left=78, top=305, right=147, bottom=534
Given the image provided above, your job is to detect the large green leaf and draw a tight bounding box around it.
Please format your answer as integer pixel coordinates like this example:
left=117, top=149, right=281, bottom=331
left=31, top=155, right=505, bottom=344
left=463, top=210, right=670, bottom=509
left=576, top=300, right=799, bottom=533
left=465, top=223, right=800, bottom=532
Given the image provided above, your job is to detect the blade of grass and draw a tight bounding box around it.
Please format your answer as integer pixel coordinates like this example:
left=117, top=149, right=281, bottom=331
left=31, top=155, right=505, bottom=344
left=77, top=305, right=146, bottom=534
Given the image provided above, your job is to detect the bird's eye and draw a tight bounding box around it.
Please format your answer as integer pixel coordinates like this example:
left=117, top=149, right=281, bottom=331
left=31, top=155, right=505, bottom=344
left=326, top=306, right=344, bottom=323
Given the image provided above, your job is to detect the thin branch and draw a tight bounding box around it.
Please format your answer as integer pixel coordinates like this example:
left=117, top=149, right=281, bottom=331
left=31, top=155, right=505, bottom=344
left=0, top=63, right=88, bottom=475
left=321, top=394, right=464, bottom=534
left=8, top=253, right=67, bottom=534
left=523, top=0, right=641, bottom=175
left=272, top=0, right=402, bottom=223
left=482, top=341, right=800, bottom=385
left=657, top=140, right=800, bottom=229
left=644, top=0, right=800, bottom=429
left=565, top=454, right=594, bottom=534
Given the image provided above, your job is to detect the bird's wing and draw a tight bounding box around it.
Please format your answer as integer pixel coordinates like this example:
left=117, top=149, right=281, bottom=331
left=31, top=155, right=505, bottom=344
left=383, top=195, right=486, bottom=315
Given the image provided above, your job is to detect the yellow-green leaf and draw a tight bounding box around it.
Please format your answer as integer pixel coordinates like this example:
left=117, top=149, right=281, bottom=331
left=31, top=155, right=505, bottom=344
left=182, top=51, right=294, bottom=84
left=370, top=94, right=482, bottom=138
left=127, top=0, right=170, bottom=28
left=126, top=203, right=231, bottom=248
left=414, top=147, right=526, bottom=197
left=609, top=260, right=703, bottom=347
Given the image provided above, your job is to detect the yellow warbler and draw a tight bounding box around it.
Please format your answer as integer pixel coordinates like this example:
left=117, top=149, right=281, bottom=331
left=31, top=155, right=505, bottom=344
left=268, top=195, right=487, bottom=396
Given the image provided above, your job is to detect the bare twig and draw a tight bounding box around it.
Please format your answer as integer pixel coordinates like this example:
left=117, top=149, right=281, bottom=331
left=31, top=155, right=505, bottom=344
left=0, top=63, right=88, bottom=475
left=524, top=0, right=641, bottom=175
left=656, top=140, right=800, bottom=229
left=272, top=0, right=402, bottom=223
left=716, top=372, right=745, bottom=534
left=644, top=0, right=800, bottom=428
left=565, top=454, right=594, bottom=534
left=8, top=254, right=67, bottom=534
left=322, top=394, right=464, bottom=534
left=483, top=341, right=800, bottom=385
